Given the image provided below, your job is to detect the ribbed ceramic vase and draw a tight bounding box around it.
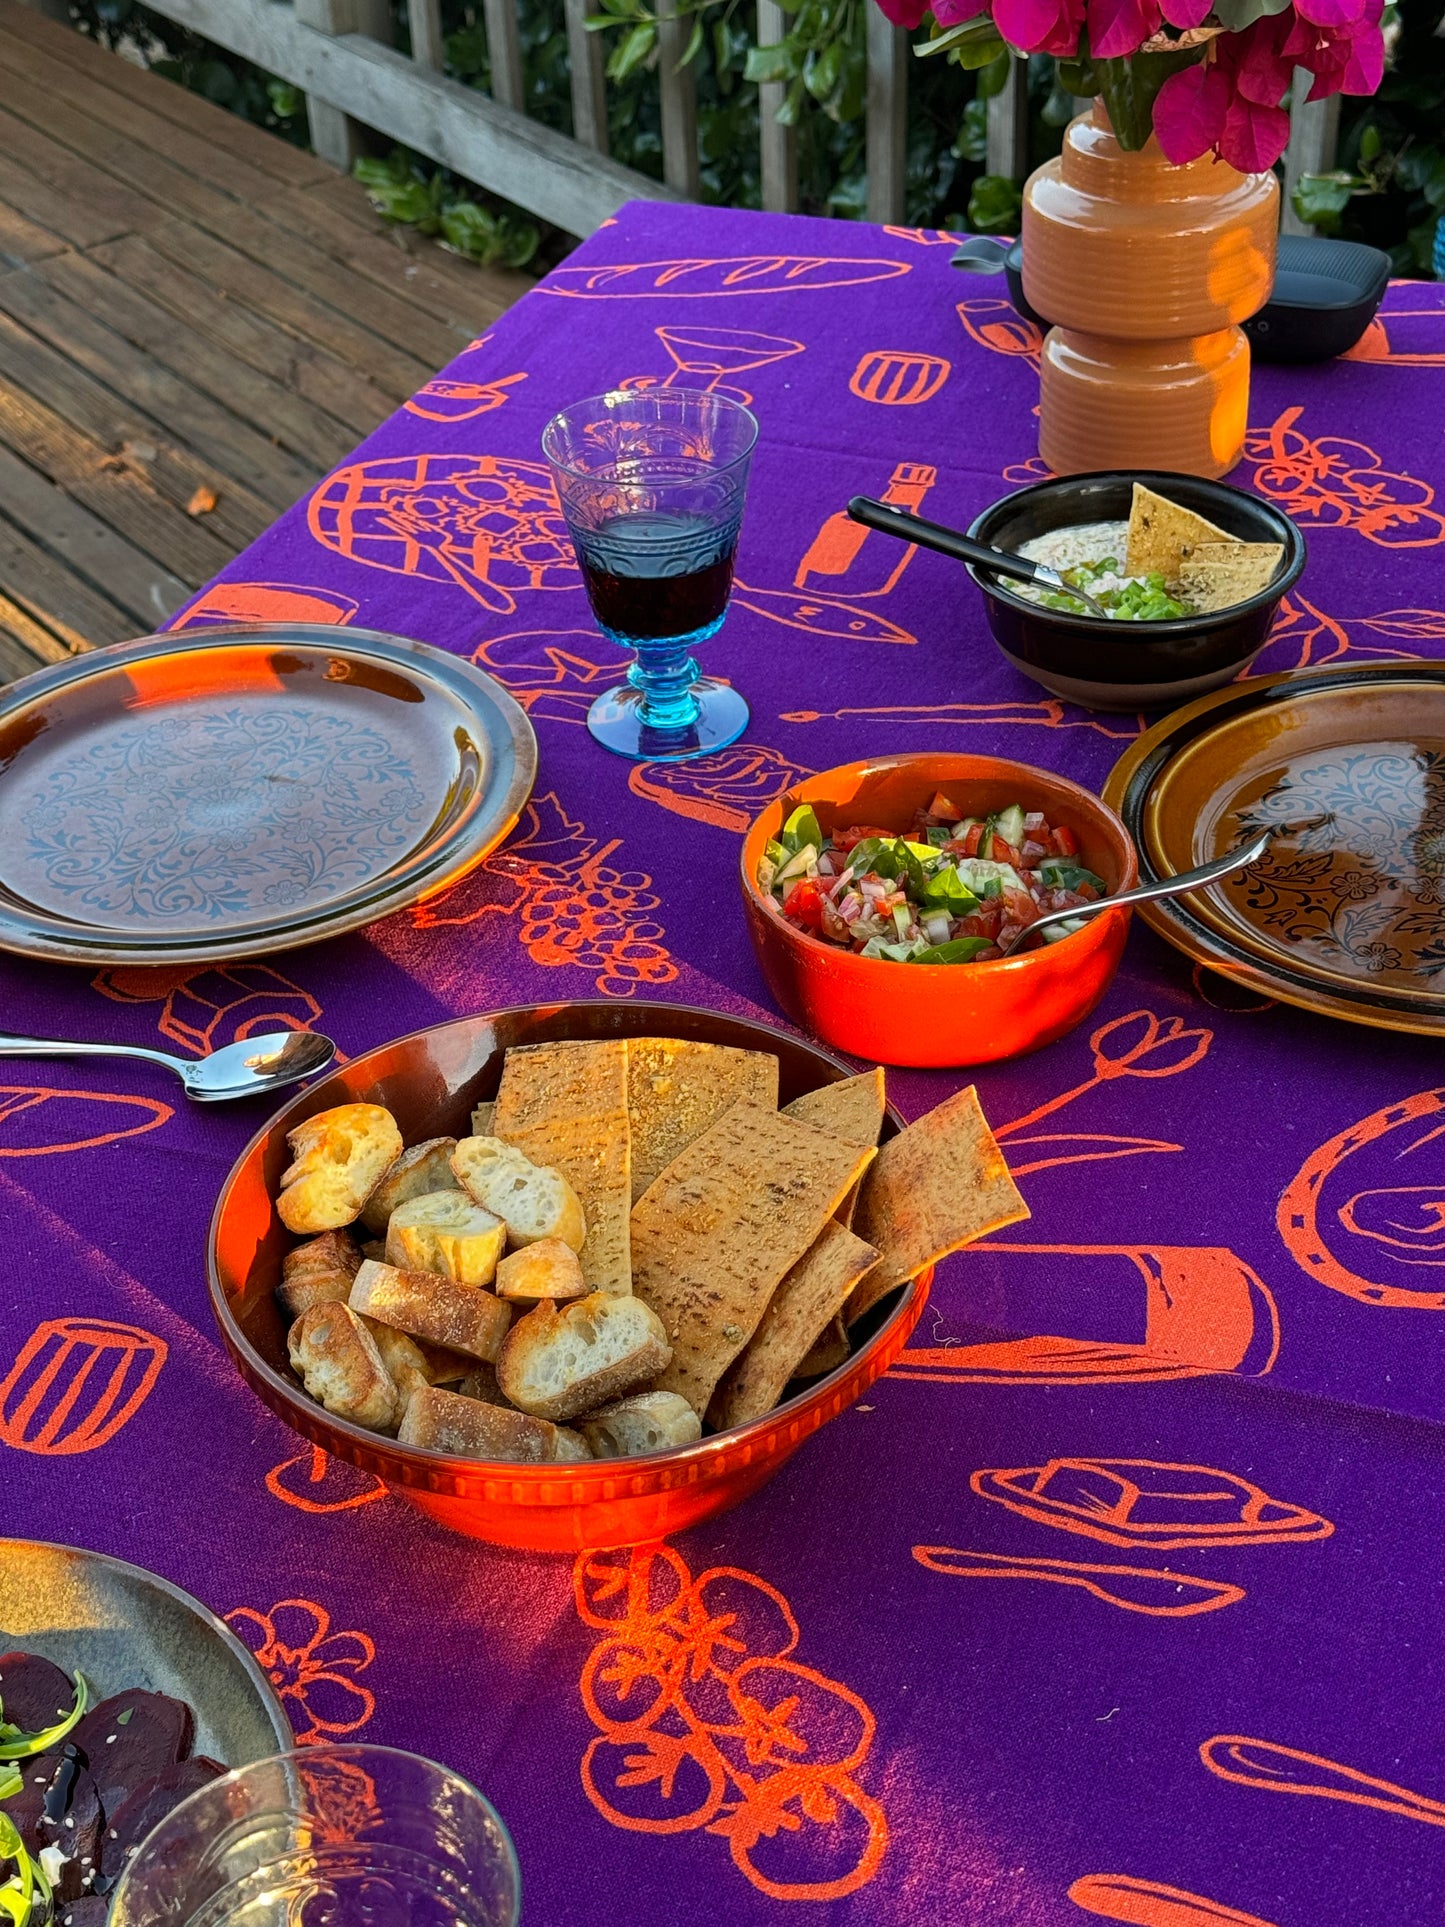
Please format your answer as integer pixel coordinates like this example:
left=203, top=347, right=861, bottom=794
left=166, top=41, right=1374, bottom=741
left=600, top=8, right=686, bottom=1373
left=1021, top=106, right=1279, bottom=479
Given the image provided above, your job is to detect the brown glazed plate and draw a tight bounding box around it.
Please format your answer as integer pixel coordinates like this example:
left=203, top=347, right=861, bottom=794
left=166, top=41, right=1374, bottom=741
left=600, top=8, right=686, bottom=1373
left=0, top=624, right=537, bottom=965
left=1103, top=663, right=1445, bottom=1035
left=2, top=1538, right=291, bottom=1762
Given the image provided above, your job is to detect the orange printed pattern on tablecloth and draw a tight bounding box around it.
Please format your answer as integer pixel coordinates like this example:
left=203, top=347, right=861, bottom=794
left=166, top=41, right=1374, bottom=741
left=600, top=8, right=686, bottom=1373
left=472, top=626, right=622, bottom=727
left=265, top=1444, right=389, bottom=1514
left=778, top=698, right=1142, bottom=739
left=970, top=1459, right=1333, bottom=1551
left=1278, top=1087, right=1445, bottom=1308
left=540, top=255, right=911, bottom=299
left=0, top=1086, right=172, bottom=1157
left=1199, top=1735, right=1445, bottom=1829
left=620, top=326, right=804, bottom=408
left=0, top=1317, right=166, bottom=1456
left=167, top=582, right=359, bottom=630
left=628, top=745, right=815, bottom=833
left=1069, top=1872, right=1281, bottom=1925
left=883, top=226, right=959, bottom=246
left=1343, top=309, right=1445, bottom=367
left=911, top=1545, right=1245, bottom=1617
left=307, top=453, right=579, bottom=615
left=1244, top=406, right=1445, bottom=546
left=226, top=1599, right=376, bottom=1746
left=957, top=298, right=1043, bottom=366
left=1254, top=593, right=1439, bottom=673
left=849, top=350, right=951, bottom=406
left=574, top=1545, right=887, bottom=1902
left=405, top=371, right=527, bottom=421
left=93, top=962, right=323, bottom=1057
left=412, top=792, right=677, bottom=998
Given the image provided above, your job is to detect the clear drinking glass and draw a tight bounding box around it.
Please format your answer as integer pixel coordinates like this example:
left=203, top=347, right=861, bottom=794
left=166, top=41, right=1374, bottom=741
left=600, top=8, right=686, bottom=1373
left=108, top=1745, right=520, bottom=1927
left=542, top=387, right=758, bottom=763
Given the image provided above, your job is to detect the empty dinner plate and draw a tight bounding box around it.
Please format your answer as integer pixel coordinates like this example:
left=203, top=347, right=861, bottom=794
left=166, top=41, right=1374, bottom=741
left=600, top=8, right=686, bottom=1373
left=0, top=625, right=537, bottom=965
left=1103, top=662, right=1445, bottom=1035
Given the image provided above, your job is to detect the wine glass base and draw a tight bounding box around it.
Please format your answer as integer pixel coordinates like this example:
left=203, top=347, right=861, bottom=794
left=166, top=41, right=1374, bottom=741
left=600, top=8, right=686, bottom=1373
left=587, top=679, right=749, bottom=763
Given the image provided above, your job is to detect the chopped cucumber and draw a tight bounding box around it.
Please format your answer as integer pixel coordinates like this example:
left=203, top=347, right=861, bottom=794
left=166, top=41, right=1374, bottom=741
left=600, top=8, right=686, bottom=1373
left=993, top=804, right=1026, bottom=850
left=773, top=844, right=818, bottom=889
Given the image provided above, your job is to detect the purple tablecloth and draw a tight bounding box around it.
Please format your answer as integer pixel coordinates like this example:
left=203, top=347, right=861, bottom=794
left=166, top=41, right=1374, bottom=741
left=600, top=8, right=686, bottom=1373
left=7, top=200, right=1445, bottom=1926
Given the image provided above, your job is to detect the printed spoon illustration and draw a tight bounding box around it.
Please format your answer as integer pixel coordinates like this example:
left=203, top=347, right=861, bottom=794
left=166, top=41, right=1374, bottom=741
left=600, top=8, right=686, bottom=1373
left=0, top=1031, right=336, bottom=1104
left=1199, top=1735, right=1445, bottom=1827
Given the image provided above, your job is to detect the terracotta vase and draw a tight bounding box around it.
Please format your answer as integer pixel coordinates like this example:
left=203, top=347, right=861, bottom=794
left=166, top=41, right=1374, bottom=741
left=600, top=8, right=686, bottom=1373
left=1021, top=106, right=1278, bottom=479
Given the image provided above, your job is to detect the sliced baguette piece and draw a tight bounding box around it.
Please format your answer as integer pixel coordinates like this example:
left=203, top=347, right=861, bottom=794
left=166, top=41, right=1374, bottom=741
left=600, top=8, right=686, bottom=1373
left=360, top=1319, right=434, bottom=1408
left=627, top=1038, right=779, bottom=1202
left=632, top=1101, right=874, bottom=1417
left=398, top=1385, right=587, bottom=1462
left=349, top=1259, right=512, bottom=1363
left=577, top=1390, right=701, bottom=1460
left=710, top=1220, right=880, bottom=1432
left=496, top=1290, right=671, bottom=1422
left=278, top=1229, right=362, bottom=1319
left=360, top=1137, right=460, bottom=1234
left=288, top=1302, right=397, bottom=1433
left=849, top=1083, right=1028, bottom=1324
left=494, top=1238, right=587, bottom=1303
left=456, top=1362, right=509, bottom=1405
left=493, top=1039, right=632, bottom=1295
left=553, top=1426, right=592, bottom=1462
left=450, top=1137, right=586, bottom=1252
left=385, top=1191, right=506, bottom=1287
left=277, top=1104, right=403, bottom=1234
left=471, top=1101, right=496, bottom=1136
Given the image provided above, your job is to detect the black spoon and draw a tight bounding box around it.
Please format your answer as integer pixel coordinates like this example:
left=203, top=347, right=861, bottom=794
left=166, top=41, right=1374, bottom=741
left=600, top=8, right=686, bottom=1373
left=846, top=496, right=1112, bottom=620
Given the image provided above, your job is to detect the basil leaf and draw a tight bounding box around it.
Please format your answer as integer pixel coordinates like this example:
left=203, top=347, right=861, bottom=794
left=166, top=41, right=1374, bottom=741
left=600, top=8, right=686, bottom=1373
left=910, top=936, right=995, bottom=965
left=781, top=804, right=822, bottom=857
left=1038, top=857, right=1107, bottom=893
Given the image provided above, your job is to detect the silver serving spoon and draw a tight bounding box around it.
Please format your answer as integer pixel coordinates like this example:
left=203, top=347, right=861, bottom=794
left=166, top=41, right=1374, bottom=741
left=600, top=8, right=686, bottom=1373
left=847, top=496, right=1113, bottom=620
left=0, top=1029, right=337, bottom=1103
left=1005, top=829, right=1273, bottom=953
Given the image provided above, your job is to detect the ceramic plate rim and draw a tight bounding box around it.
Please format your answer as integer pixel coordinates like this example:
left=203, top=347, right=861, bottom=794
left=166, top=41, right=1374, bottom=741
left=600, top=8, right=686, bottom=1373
left=0, top=625, right=538, bottom=966
left=1102, top=662, right=1445, bottom=1035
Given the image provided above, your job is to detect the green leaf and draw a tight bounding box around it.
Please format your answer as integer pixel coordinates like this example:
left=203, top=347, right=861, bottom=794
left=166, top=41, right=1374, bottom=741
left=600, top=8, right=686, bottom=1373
left=1359, top=121, right=1382, bottom=164
left=1057, top=55, right=1100, bottom=95
left=805, top=40, right=841, bottom=100
left=776, top=74, right=806, bottom=125
left=267, top=78, right=303, bottom=118
left=955, top=31, right=1007, bottom=69
left=1292, top=169, right=1360, bottom=229
left=967, top=172, right=1023, bottom=234
left=914, top=14, right=998, bottom=57
left=910, top=935, right=995, bottom=965
left=974, top=48, right=1012, bottom=96
left=608, top=18, right=656, bottom=80
left=678, top=16, right=705, bottom=69
left=1093, top=45, right=1204, bottom=150
left=744, top=40, right=796, bottom=83
left=781, top=804, right=822, bottom=854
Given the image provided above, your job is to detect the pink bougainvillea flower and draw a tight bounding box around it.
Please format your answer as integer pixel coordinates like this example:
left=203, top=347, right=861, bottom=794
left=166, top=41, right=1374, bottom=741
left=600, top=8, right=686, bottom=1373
left=1338, top=19, right=1385, bottom=92
left=1087, top=0, right=1161, bottom=59
left=1151, top=58, right=1230, bottom=164
left=1233, top=14, right=1295, bottom=105
left=873, top=0, right=930, bottom=27
left=933, top=0, right=991, bottom=24
left=992, top=0, right=1085, bottom=54
left=1158, top=0, right=1213, bottom=29
left=1218, top=90, right=1292, bottom=171
left=1293, top=0, right=1369, bottom=26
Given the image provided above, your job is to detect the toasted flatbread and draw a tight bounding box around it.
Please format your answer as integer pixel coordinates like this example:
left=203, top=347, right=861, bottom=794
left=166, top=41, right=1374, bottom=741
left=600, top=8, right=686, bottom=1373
left=709, top=1220, right=880, bottom=1431
left=627, top=1038, right=779, bottom=1202
left=795, top=1312, right=850, bottom=1379
left=1177, top=540, right=1283, bottom=613
left=631, top=1101, right=875, bottom=1416
left=782, top=1068, right=886, bottom=1148
left=493, top=1039, right=632, bottom=1295
left=850, top=1084, right=1028, bottom=1323
left=1125, top=484, right=1230, bottom=580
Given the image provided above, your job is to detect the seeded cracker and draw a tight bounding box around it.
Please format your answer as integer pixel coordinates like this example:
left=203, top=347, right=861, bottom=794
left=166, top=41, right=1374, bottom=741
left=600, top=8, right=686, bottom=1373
left=627, top=1038, right=779, bottom=1202
left=709, top=1219, right=881, bottom=1430
left=1125, top=483, right=1231, bottom=580
left=784, top=1067, right=887, bottom=1227
left=849, top=1083, right=1028, bottom=1323
left=493, top=1039, right=632, bottom=1294
left=631, top=1101, right=874, bottom=1416
left=1177, top=540, right=1283, bottom=612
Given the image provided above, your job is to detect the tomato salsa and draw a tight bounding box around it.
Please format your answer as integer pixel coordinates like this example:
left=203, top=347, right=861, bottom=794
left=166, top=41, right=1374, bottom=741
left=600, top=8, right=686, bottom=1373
left=757, top=791, right=1107, bottom=963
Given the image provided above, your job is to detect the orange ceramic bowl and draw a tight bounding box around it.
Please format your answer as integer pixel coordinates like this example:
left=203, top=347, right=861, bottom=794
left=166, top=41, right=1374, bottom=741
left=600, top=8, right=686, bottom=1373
left=208, top=1002, right=928, bottom=1553
left=741, top=753, right=1138, bottom=1067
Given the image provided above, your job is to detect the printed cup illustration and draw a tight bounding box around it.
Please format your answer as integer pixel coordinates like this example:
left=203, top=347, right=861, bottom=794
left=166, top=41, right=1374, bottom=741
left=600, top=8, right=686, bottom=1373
left=0, top=1317, right=167, bottom=1455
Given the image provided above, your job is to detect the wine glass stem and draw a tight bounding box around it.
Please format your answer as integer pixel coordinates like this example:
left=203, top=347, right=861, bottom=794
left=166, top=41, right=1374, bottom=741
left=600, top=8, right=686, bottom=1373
left=628, top=635, right=702, bottom=731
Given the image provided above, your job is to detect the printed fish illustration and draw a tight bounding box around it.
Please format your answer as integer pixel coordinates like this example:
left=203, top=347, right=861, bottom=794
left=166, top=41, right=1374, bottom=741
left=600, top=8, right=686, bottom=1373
left=731, top=580, right=916, bottom=644
left=912, top=1546, right=1244, bottom=1616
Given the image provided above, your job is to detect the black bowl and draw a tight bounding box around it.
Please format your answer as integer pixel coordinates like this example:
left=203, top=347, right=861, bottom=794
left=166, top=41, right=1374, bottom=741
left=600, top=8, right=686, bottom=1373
left=966, top=471, right=1306, bottom=712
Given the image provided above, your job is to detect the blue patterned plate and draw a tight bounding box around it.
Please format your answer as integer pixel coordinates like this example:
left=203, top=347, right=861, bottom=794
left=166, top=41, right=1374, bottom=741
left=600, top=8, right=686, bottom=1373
left=0, top=625, right=537, bottom=964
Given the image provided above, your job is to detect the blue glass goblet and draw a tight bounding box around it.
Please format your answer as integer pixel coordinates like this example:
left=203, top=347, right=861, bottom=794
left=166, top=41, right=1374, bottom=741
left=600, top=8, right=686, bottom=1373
left=543, top=387, right=757, bottom=762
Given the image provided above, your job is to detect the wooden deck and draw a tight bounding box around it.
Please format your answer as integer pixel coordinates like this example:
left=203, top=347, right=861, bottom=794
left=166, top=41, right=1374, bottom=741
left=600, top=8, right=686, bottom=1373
left=0, top=0, right=531, bottom=685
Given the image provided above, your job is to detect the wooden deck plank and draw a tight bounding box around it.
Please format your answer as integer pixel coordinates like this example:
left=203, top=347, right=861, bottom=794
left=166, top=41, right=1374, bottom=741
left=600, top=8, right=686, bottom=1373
left=0, top=266, right=319, bottom=511
left=0, top=101, right=159, bottom=242
left=0, top=201, right=69, bottom=269
left=0, top=365, right=242, bottom=586
left=0, top=506, right=140, bottom=652
left=0, top=605, right=63, bottom=682
left=0, top=1, right=336, bottom=189
left=0, top=437, right=187, bottom=632
left=36, top=250, right=358, bottom=475
left=86, top=233, right=393, bottom=443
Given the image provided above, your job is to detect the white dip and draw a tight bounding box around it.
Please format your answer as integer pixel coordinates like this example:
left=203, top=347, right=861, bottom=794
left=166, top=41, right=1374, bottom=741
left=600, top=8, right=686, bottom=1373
left=1012, top=520, right=1144, bottom=605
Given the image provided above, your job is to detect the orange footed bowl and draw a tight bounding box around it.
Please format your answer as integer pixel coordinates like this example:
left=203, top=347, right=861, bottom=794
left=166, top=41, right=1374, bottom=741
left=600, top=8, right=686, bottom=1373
left=740, top=753, right=1139, bottom=1067
left=208, top=1002, right=929, bottom=1553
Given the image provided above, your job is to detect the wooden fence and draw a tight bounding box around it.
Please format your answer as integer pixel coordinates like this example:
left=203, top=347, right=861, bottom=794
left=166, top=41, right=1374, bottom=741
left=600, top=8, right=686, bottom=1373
left=70, top=0, right=1337, bottom=239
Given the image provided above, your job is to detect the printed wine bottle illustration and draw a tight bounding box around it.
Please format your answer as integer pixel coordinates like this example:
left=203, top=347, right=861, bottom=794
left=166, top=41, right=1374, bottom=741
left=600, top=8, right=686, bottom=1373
left=794, top=463, right=937, bottom=598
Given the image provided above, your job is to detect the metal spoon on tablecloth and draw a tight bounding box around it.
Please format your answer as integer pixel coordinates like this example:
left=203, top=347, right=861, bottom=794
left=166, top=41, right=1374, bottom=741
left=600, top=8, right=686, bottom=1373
left=0, top=1030, right=336, bottom=1102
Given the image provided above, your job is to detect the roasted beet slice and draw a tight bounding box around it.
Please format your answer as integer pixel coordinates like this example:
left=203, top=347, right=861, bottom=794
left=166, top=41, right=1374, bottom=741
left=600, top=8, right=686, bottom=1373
left=2, top=1743, right=66, bottom=1853
left=52, top=1901, right=109, bottom=1927
left=72, top=1690, right=193, bottom=1816
left=100, top=1757, right=227, bottom=1876
left=0, top=1651, right=76, bottom=1735
left=36, top=1758, right=104, bottom=1903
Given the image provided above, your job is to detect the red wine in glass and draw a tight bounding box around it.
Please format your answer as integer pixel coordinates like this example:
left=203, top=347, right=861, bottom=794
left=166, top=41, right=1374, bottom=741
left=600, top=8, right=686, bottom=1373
left=575, top=510, right=739, bottom=643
